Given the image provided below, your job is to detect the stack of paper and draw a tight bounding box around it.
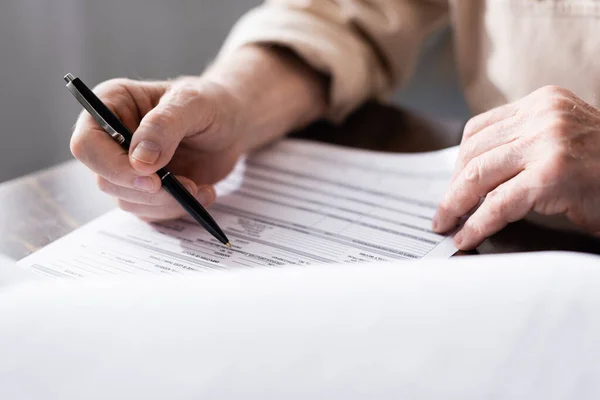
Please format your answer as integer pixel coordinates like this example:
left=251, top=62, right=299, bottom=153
left=1, top=252, right=600, bottom=399
left=5, top=139, right=600, bottom=399
left=17, top=139, right=458, bottom=278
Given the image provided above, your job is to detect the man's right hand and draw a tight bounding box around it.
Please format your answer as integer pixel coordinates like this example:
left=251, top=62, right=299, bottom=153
left=70, top=46, right=328, bottom=221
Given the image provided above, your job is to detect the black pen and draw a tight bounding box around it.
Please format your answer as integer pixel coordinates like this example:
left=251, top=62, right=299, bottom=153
left=64, top=73, right=231, bottom=247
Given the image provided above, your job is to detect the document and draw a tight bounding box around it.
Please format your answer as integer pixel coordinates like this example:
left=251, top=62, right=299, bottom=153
left=18, top=139, right=458, bottom=278
left=3, top=252, right=600, bottom=400
left=0, top=254, right=39, bottom=287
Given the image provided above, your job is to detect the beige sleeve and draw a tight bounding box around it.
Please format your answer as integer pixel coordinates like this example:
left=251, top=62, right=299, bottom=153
left=218, top=0, right=449, bottom=122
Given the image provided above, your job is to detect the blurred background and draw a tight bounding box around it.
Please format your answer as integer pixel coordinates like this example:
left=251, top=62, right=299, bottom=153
left=0, top=0, right=468, bottom=184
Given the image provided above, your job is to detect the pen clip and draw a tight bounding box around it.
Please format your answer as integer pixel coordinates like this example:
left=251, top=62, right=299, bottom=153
left=65, top=77, right=126, bottom=145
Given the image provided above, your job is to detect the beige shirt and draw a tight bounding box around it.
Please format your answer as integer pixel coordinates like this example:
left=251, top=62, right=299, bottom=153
left=219, top=0, right=600, bottom=121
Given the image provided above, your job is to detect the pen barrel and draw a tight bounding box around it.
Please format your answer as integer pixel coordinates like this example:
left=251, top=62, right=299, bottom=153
left=160, top=173, right=229, bottom=245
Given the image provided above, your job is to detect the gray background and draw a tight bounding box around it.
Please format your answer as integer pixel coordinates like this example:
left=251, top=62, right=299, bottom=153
left=0, top=0, right=468, bottom=183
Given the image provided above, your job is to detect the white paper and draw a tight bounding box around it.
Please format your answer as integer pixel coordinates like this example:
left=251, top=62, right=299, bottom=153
left=2, top=252, right=600, bottom=400
left=18, top=139, right=458, bottom=278
left=0, top=254, right=39, bottom=287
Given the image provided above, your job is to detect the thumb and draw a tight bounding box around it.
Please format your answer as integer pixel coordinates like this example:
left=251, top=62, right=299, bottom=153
left=129, top=85, right=217, bottom=174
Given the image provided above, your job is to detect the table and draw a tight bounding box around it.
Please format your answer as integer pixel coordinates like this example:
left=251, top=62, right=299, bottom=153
left=1, top=102, right=599, bottom=261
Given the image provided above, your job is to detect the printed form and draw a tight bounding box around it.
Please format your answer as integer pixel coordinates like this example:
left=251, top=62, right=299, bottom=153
left=18, top=140, right=458, bottom=278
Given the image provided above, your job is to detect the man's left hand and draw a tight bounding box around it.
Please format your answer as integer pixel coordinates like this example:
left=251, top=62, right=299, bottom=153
left=433, top=85, right=600, bottom=250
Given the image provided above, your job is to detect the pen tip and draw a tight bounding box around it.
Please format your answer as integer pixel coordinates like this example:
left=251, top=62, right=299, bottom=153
left=225, top=242, right=232, bottom=248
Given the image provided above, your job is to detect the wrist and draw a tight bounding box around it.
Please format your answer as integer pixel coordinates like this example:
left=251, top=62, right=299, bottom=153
left=205, top=45, right=329, bottom=151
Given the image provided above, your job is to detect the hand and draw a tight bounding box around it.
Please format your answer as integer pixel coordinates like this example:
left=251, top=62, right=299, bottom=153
left=433, top=85, right=600, bottom=250
left=70, top=46, right=327, bottom=221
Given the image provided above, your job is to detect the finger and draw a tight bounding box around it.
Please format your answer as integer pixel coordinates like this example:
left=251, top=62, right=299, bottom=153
left=462, top=102, right=518, bottom=143
left=71, top=79, right=168, bottom=191
left=453, top=116, right=522, bottom=178
left=90, top=78, right=170, bottom=133
left=71, top=123, right=161, bottom=192
left=433, top=142, right=525, bottom=233
left=117, top=185, right=217, bottom=221
left=129, top=83, right=220, bottom=175
left=453, top=172, right=535, bottom=250
left=97, top=175, right=215, bottom=206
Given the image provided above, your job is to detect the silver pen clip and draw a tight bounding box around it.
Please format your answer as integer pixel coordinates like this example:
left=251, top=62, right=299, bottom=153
left=64, top=74, right=126, bottom=145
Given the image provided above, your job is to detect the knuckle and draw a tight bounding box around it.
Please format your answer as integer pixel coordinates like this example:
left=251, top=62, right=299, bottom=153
left=104, top=166, right=126, bottom=186
left=92, top=78, right=133, bottom=97
left=173, top=83, right=202, bottom=100
left=486, top=188, right=510, bottom=216
left=95, top=175, right=112, bottom=194
left=437, top=199, right=455, bottom=219
left=146, top=106, right=180, bottom=132
left=464, top=220, right=484, bottom=240
left=92, top=79, right=137, bottom=115
left=168, top=82, right=204, bottom=110
left=537, top=85, right=568, bottom=97
left=545, top=117, right=571, bottom=139
left=542, top=97, right=574, bottom=113
left=436, top=200, right=449, bottom=216
left=116, top=199, right=136, bottom=213
left=69, top=134, right=84, bottom=159
left=178, top=84, right=220, bottom=133
left=169, top=80, right=226, bottom=135
left=463, top=157, right=482, bottom=185
left=533, top=87, right=577, bottom=114
left=146, top=192, right=166, bottom=206
left=458, top=139, right=476, bottom=162
left=198, top=96, right=220, bottom=133
left=463, top=116, right=483, bottom=139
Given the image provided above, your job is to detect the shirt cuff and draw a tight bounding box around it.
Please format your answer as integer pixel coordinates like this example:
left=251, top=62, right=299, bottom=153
left=217, top=5, right=389, bottom=122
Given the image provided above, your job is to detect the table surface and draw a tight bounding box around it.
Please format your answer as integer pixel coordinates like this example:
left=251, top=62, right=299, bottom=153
left=1, top=102, right=599, bottom=261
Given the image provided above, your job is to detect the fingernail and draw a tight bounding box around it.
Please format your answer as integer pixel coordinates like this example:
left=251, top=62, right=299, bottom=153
left=133, top=176, right=155, bottom=192
left=196, top=187, right=215, bottom=205
left=132, top=141, right=161, bottom=164
left=454, top=231, right=464, bottom=248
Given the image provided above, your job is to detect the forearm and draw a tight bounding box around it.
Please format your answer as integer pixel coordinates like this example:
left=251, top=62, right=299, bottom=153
left=205, top=45, right=329, bottom=152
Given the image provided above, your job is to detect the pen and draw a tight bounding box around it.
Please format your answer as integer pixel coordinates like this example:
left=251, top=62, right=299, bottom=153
left=64, top=73, right=231, bottom=247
